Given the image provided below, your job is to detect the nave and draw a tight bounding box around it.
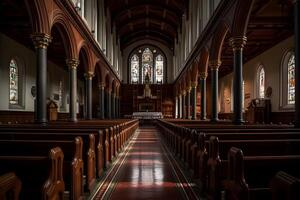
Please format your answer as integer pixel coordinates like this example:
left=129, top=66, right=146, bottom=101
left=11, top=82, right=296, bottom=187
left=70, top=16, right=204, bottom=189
left=91, top=126, right=199, bottom=200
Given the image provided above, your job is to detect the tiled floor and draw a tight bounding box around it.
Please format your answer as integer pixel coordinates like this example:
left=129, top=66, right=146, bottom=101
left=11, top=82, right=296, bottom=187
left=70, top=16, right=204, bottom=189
left=92, top=126, right=199, bottom=200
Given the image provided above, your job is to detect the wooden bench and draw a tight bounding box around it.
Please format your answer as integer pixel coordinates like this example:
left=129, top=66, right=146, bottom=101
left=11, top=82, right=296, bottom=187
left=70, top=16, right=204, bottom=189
left=0, top=147, right=65, bottom=199
left=207, top=137, right=300, bottom=200
left=0, top=138, right=84, bottom=199
left=0, top=172, right=22, bottom=200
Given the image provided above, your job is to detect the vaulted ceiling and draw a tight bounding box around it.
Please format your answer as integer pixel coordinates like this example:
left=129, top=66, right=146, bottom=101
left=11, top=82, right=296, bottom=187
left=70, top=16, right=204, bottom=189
left=105, top=0, right=188, bottom=50
left=219, top=0, right=294, bottom=77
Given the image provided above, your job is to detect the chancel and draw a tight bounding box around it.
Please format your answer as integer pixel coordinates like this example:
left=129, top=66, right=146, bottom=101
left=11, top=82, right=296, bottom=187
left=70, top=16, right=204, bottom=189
left=0, top=0, right=300, bottom=199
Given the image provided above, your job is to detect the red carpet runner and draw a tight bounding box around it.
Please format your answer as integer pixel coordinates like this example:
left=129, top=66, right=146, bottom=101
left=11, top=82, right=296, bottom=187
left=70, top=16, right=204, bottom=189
left=91, top=126, right=200, bottom=200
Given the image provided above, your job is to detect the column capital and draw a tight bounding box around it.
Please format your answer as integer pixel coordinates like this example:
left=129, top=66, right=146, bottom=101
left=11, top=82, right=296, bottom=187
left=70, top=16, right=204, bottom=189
left=191, top=81, right=197, bottom=88
left=66, top=59, right=79, bottom=70
left=229, top=36, right=247, bottom=51
left=84, top=71, right=94, bottom=80
left=209, top=60, right=222, bottom=70
left=186, top=87, right=192, bottom=93
left=199, top=72, right=208, bottom=80
left=182, top=90, right=186, bottom=96
left=31, top=33, right=52, bottom=49
left=98, top=83, right=105, bottom=90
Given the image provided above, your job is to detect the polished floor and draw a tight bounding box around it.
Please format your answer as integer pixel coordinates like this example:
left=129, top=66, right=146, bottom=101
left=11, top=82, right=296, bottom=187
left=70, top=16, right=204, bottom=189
left=91, top=126, right=200, bottom=200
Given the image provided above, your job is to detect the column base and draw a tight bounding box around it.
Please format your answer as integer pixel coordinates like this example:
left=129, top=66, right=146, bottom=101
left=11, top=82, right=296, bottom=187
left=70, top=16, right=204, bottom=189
left=35, top=119, right=47, bottom=126
left=233, top=119, right=244, bottom=125
left=210, top=118, right=219, bottom=123
left=69, top=118, right=78, bottom=123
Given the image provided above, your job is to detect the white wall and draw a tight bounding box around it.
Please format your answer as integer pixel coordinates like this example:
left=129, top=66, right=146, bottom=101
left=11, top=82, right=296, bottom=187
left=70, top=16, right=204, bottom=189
left=0, top=33, right=84, bottom=113
left=218, top=36, right=294, bottom=113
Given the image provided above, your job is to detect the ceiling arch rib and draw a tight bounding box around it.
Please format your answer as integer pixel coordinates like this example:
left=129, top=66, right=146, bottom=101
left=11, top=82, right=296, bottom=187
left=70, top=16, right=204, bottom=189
left=117, top=18, right=177, bottom=37
left=115, top=15, right=178, bottom=32
left=121, top=29, right=174, bottom=43
left=105, top=0, right=187, bottom=50
left=111, top=3, right=183, bottom=22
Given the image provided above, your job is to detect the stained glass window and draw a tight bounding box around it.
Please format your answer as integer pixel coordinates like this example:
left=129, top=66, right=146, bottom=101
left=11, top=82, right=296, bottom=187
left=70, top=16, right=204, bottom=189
left=155, top=54, right=164, bottom=83
left=258, top=67, right=265, bottom=98
left=130, top=47, right=164, bottom=84
left=131, top=54, right=139, bottom=83
left=142, top=48, right=153, bottom=83
left=288, top=54, right=295, bottom=104
left=9, top=59, right=18, bottom=105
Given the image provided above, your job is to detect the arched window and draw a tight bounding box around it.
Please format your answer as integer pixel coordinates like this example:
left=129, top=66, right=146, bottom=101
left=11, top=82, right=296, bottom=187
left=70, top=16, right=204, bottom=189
left=258, top=66, right=265, bottom=98
left=130, top=54, right=139, bottom=83
left=155, top=54, right=164, bottom=83
left=9, top=59, right=18, bottom=105
left=287, top=54, right=295, bottom=104
left=129, top=46, right=165, bottom=84
left=142, top=48, right=153, bottom=83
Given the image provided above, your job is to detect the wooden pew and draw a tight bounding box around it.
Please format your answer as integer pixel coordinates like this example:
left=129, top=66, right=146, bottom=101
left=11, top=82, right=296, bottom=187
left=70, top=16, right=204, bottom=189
left=0, top=131, right=96, bottom=194
left=0, top=138, right=84, bottom=200
left=0, top=119, right=139, bottom=195
left=156, top=120, right=300, bottom=200
left=270, top=171, right=300, bottom=200
left=207, top=137, right=300, bottom=200
left=0, top=172, right=22, bottom=200
left=0, top=147, right=65, bottom=199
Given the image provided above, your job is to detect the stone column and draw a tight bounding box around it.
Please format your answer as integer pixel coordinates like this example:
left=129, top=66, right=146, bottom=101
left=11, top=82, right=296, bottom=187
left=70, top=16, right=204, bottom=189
left=179, top=93, right=182, bottom=118
left=111, top=92, right=116, bottom=119
left=31, top=33, right=52, bottom=124
left=191, top=82, right=197, bottom=120
left=115, top=96, right=119, bottom=118
left=175, top=96, right=178, bottom=118
left=117, top=96, right=121, bottom=118
left=107, top=90, right=111, bottom=119
left=295, top=0, right=300, bottom=127
left=66, top=59, right=79, bottom=122
left=182, top=91, right=186, bottom=119
left=199, top=72, right=208, bottom=120
left=186, top=87, right=191, bottom=119
left=210, top=61, right=221, bottom=122
left=85, top=72, right=94, bottom=120
left=99, top=83, right=105, bottom=119
left=230, top=37, right=247, bottom=125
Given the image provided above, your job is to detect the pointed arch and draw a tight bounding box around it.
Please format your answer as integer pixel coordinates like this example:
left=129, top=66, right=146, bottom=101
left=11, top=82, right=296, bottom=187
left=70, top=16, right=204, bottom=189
left=209, top=21, right=230, bottom=65
left=25, top=0, right=50, bottom=34
left=78, top=41, right=93, bottom=73
left=50, top=10, right=77, bottom=60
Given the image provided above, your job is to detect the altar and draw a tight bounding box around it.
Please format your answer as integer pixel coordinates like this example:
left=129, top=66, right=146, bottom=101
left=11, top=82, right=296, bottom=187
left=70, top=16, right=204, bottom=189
left=132, top=112, right=163, bottom=119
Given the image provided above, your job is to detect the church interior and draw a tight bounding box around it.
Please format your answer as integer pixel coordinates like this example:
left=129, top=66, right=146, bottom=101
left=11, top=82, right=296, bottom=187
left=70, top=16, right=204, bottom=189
left=0, top=0, right=300, bottom=199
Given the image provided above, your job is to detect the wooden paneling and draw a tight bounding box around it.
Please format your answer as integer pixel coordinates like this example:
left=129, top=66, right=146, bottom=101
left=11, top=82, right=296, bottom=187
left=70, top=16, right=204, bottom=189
left=120, top=84, right=174, bottom=117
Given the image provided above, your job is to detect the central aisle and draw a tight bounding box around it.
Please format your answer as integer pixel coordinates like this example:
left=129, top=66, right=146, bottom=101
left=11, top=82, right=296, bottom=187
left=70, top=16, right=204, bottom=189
left=92, top=126, right=199, bottom=200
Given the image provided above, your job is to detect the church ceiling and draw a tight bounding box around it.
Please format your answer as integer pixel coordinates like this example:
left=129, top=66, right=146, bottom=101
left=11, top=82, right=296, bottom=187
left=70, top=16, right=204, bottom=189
left=105, top=0, right=187, bottom=50
left=219, top=0, right=293, bottom=78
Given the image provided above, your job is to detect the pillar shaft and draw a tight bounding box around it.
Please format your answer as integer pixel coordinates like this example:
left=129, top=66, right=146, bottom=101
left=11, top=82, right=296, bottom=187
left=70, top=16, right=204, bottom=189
left=182, top=92, right=186, bottom=119
left=107, top=91, right=111, bottom=119
left=85, top=72, right=93, bottom=120
left=210, top=61, right=221, bottom=122
left=199, top=73, right=207, bottom=120
left=175, top=96, right=178, bottom=118
left=187, top=89, right=191, bottom=119
left=295, top=0, right=300, bottom=127
left=179, top=94, right=182, bottom=118
left=67, top=59, right=79, bottom=122
left=31, top=33, right=51, bottom=124
left=99, top=84, right=105, bottom=119
left=230, top=37, right=247, bottom=124
left=191, top=84, right=197, bottom=120
left=111, top=93, right=115, bottom=119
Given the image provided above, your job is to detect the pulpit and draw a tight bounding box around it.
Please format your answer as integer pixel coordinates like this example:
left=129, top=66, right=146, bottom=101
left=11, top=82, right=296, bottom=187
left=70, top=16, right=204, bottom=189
left=47, top=100, right=58, bottom=121
left=246, top=98, right=271, bottom=124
